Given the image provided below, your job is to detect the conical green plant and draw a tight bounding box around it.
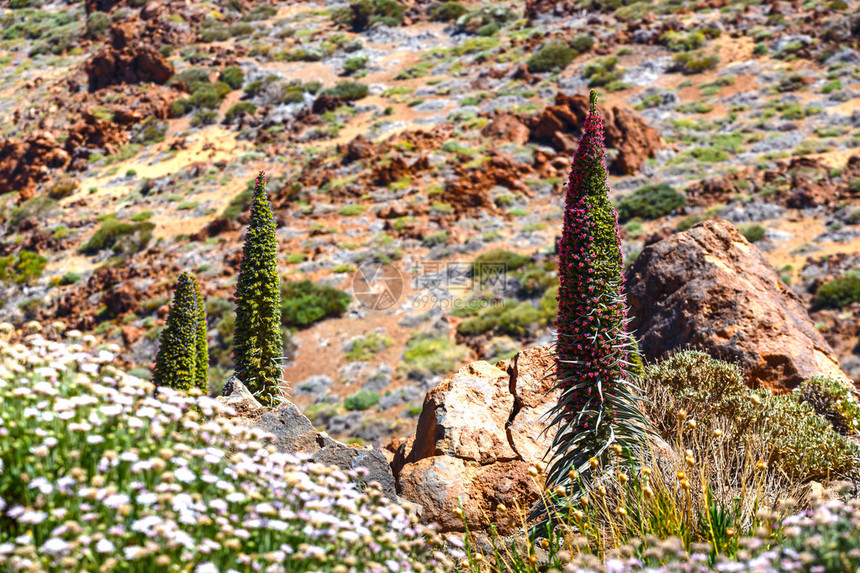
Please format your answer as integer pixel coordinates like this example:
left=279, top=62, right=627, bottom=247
left=152, top=271, right=200, bottom=393
left=191, top=273, right=209, bottom=394
left=233, top=171, right=283, bottom=405
left=536, top=91, right=651, bottom=524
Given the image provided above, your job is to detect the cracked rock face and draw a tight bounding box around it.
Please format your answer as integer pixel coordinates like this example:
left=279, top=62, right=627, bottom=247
left=395, top=346, right=559, bottom=533
left=626, top=218, right=848, bottom=391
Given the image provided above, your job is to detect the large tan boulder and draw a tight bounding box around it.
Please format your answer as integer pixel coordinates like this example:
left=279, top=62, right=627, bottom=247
left=626, top=218, right=848, bottom=391
left=396, top=346, right=560, bottom=533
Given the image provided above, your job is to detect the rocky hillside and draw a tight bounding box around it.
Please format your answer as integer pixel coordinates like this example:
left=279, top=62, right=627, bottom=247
left=0, top=0, right=859, bottom=446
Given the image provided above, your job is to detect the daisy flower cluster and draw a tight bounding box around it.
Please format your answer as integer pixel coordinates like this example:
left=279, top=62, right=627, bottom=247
left=0, top=331, right=444, bottom=572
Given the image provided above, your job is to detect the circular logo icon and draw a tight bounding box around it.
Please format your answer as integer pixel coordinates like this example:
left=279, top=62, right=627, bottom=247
left=352, top=262, right=404, bottom=311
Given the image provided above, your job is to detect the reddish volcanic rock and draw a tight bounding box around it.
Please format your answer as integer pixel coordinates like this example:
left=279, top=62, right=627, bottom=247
left=529, top=94, right=662, bottom=174
left=625, top=218, right=849, bottom=391
left=84, top=20, right=174, bottom=92
left=0, top=133, right=69, bottom=199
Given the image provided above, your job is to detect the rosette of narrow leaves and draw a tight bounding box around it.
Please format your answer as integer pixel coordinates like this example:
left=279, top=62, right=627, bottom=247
left=233, top=171, right=283, bottom=405
left=153, top=271, right=200, bottom=392
left=191, top=273, right=209, bottom=393
left=535, top=91, right=651, bottom=525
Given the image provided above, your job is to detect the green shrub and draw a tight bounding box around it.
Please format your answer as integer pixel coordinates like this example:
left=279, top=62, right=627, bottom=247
left=582, top=56, right=624, bottom=87
left=0, top=250, right=47, bottom=285
left=457, top=299, right=544, bottom=338
left=471, top=249, right=530, bottom=283
left=281, top=279, right=351, bottom=328
left=344, top=389, right=381, bottom=411
left=219, top=66, right=244, bottom=90
left=660, top=30, right=705, bottom=52
left=616, top=183, right=685, bottom=222
left=324, top=81, right=369, bottom=101
left=224, top=101, right=257, bottom=123
left=340, top=0, right=405, bottom=31
left=429, top=1, right=467, bottom=21
left=571, top=34, right=595, bottom=53
left=85, top=11, right=110, bottom=37
left=9, top=196, right=57, bottom=229
left=172, top=67, right=211, bottom=88
left=794, top=376, right=860, bottom=435
left=527, top=41, right=576, bottom=73
left=191, top=110, right=218, bottom=126
left=402, top=335, right=466, bottom=379
left=345, top=332, right=393, bottom=361
left=739, top=223, right=766, bottom=243
left=816, top=272, right=860, bottom=308
left=644, top=350, right=858, bottom=480
left=80, top=218, right=155, bottom=255
left=343, top=54, right=369, bottom=74
left=170, top=98, right=190, bottom=117
left=221, top=188, right=253, bottom=220
left=671, top=51, right=720, bottom=74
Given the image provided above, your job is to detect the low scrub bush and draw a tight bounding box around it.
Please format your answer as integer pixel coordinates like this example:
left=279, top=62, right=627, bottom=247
left=345, top=332, right=393, bottom=361
left=218, top=66, right=244, bottom=89
left=816, top=272, right=860, bottom=308
left=324, top=81, right=369, bottom=101
left=344, top=389, right=381, bottom=410
left=527, top=41, right=576, bottom=73
left=582, top=56, right=625, bottom=87
left=670, top=50, right=720, bottom=74
left=616, top=183, right=685, bottom=222
left=281, top=279, right=351, bottom=327
left=401, top=334, right=466, bottom=379
left=0, top=250, right=47, bottom=285
left=794, top=376, right=860, bottom=435
left=429, top=1, right=467, bottom=21
left=224, top=101, right=257, bottom=123
left=80, top=218, right=155, bottom=255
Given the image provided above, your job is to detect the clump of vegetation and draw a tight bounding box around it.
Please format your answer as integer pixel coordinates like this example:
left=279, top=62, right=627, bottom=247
left=345, top=332, right=393, bottom=361
left=815, top=272, right=860, bottom=308
left=224, top=101, right=257, bottom=123
left=402, top=334, right=466, bottom=379
left=80, top=217, right=155, bottom=255
left=336, top=0, right=405, bottom=31
left=794, top=376, right=860, bottom=435
left=616, top=183, right=686, bottom=222
left=344, top=389, right=381, bottom=411
left=527, top=41, right=576, bottom=73
left=169, top=68, right=232, bottom=117
left=0, top=250, right=47, bottom=285
left=233, top=172, right=283, bottom=405
left=219, top=66, right=245, bottom=89
left=429, top=1, right=467, bottom=21
left=670, top=50, right=720, bottom=74
left=8, top=196, right=58, bottom=229
left=281, top=279, right=351, bottom=328
left=0, top=340, right=440, bottom=572
left=152, top=271, right=208, bottom=394
left=582, top=57, right=626, bottom=90
left=323, top=80, right=369, bottom=101
left=739, top=223, right=766, bottom=243
left=471, top=249, right=530, bottom=283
